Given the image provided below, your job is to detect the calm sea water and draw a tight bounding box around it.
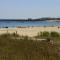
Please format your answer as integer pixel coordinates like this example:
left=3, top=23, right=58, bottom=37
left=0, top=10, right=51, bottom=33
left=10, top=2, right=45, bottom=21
left=0, top=20, right=60, bottom=28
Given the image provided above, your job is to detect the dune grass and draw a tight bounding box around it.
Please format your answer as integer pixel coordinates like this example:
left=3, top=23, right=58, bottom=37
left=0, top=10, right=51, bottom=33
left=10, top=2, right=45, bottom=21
left=0, top=33, right=60, bottom=60
left=36, top=31, right=60, bottom=38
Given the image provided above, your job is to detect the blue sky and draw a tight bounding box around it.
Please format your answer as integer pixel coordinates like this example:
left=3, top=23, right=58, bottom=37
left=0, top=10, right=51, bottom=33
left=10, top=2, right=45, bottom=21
left=0, top=0, right=60, bottom=19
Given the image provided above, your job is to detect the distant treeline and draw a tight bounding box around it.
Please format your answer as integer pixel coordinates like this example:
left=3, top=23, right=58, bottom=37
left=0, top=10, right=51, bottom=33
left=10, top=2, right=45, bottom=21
left=0, top=18, right=60, bottom=21
left=29, top=18, right=60, bottom=21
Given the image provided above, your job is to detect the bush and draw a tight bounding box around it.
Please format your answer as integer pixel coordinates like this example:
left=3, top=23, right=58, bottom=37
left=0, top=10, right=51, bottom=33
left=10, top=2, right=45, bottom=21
left=42, top=31, right=50, bottom=38
left=50, top=32, right=60, bottom=37
left=36, top=31, right=50, bottom=38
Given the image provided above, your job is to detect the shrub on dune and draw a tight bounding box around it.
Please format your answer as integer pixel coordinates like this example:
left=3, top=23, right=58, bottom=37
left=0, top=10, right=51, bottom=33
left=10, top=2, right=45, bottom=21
left=50, top=31, right=60, bottom=37
left=42, top=31, right=50, bottom=38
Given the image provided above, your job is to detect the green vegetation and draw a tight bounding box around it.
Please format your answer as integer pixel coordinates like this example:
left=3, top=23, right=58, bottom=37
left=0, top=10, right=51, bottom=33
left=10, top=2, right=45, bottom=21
left=50, top=32, right=60, bottom=37
left=41, top=31, right=50, bottom=38
left=0, top=33, right=60, bottom=60
left=36, top=31, right=50, bottom=39
left=37, top=31, right=60, bottom=39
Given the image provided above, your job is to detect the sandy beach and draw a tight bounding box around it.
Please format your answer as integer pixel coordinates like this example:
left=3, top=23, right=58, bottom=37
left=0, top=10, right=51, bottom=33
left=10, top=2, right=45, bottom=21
left=0, top=26, right=60, bottom=37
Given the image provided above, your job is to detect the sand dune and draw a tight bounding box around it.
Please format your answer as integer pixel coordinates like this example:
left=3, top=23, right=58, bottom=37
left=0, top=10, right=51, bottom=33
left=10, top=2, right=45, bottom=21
left=0, top=26, right=60, bottom=37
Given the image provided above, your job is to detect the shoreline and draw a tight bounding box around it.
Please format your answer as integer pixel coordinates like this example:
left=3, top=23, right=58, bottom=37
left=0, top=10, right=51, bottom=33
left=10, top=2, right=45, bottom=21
left=0, top=26, right=60, bottom=37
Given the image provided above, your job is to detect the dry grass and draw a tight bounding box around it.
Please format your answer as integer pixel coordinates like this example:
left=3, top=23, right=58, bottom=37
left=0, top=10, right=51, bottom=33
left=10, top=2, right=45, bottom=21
left=0, top=33, right=60, bottom=60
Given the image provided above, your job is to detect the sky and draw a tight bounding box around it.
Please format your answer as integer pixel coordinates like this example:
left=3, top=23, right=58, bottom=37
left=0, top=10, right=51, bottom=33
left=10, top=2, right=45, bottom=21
left=0, top=0, right=60, bottom=19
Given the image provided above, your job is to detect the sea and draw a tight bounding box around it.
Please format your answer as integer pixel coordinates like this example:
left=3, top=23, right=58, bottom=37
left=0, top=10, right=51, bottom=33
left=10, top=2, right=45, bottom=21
left=0, top=20, right=60, bottom=28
